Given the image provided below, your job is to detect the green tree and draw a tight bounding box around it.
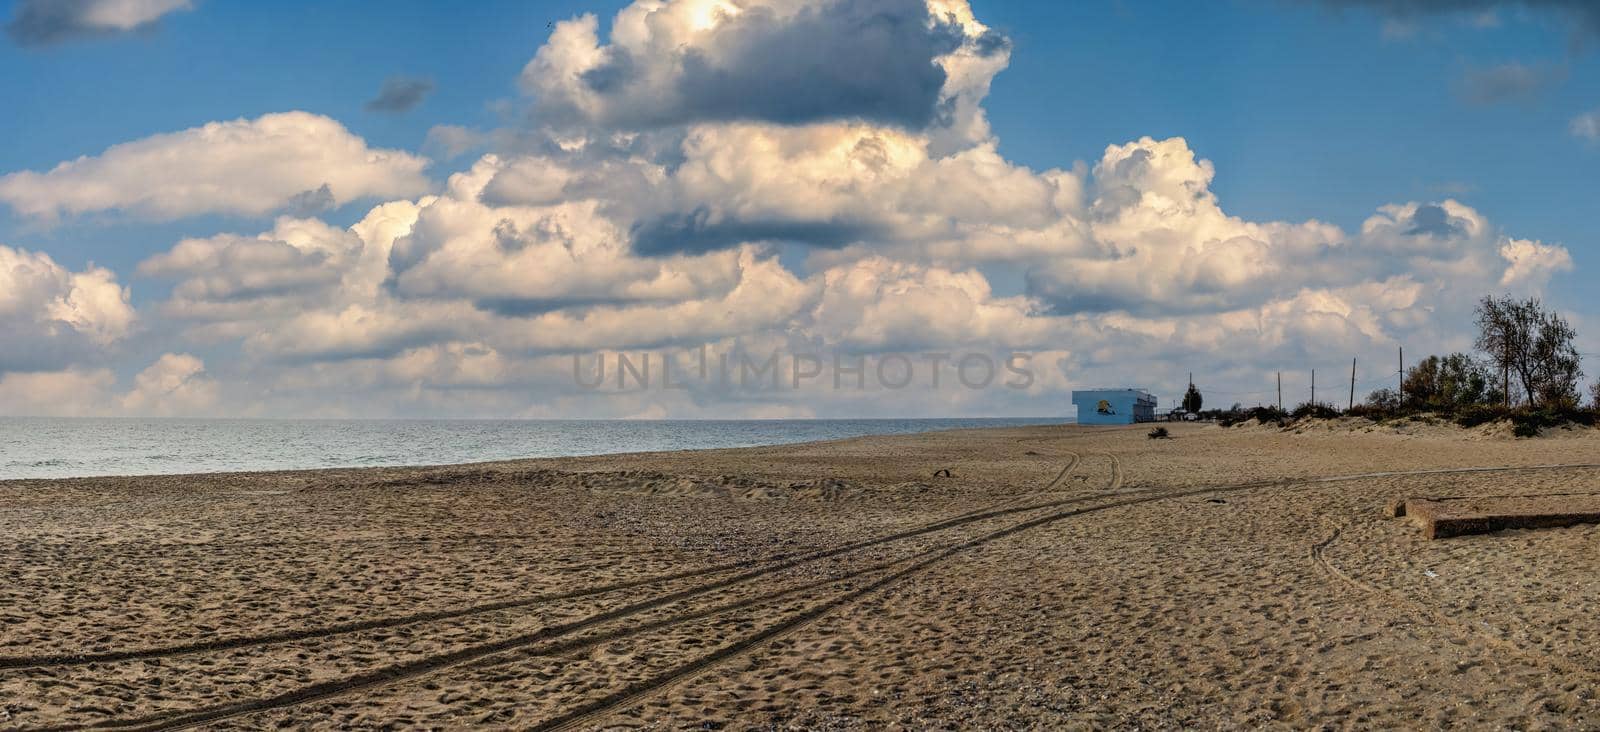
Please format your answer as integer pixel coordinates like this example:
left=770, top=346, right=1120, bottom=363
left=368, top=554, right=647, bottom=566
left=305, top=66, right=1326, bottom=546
left=1400, top=355, right=1442, bottom=409
left=1436, top=353, right=1490, bottom=408
left=1402, top=353, right=1490, bottom=411
left=1182, top=383, right=1203, bottom=413
left=1365, top=387, right=1400, bottom=411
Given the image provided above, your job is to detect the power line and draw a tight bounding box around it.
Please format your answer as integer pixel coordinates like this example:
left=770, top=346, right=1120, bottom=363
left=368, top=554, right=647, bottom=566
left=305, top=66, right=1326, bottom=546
left=1179, top=343, right=1600, bottom=413
left=1200, top=388, right=1276, bottom=396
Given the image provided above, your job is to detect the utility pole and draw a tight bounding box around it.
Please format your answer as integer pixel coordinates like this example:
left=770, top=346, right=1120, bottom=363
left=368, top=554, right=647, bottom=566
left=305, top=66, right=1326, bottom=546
left=1398, top=346, right=1404, bottom=403
left=1311, top=368, right=1316, bottom=407
left=1277, top=371, right=1282, bottom=411
left=1349, top=357, right=1357, bottom=412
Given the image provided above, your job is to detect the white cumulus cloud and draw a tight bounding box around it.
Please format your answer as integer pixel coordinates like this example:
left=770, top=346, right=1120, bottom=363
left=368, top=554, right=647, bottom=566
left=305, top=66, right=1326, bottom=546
left=139, top=216, right=367, bottom=323
left=522, top=0, right=1008, bottom=147
left=119, top=353, right=220, bottom=415
left=0, top=354, right=218, bottom=417
left=0, top=244, right=135, bottom=372
left=0, top=112, right=430, bottom=221
left=1499, top=238, right=1574, bottom=288
left=5, top=0, right=1583, bottom=418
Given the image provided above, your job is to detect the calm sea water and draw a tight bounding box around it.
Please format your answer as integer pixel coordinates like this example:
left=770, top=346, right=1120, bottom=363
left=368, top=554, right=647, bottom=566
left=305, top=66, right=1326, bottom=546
left=0, top=418, right=1065, bottom=480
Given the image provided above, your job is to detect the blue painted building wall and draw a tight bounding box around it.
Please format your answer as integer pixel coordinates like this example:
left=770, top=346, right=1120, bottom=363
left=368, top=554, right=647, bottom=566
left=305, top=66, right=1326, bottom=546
left=1071, top=389, right=1158, bottom=425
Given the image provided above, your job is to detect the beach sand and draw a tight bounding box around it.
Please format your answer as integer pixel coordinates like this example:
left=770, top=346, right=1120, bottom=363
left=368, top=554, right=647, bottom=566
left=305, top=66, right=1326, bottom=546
left=3, top=421, right=1599, bottom=729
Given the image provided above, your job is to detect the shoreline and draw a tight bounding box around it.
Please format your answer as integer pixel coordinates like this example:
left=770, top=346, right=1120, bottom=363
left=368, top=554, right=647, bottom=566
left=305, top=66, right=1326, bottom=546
left=4, top=414, right=1582, bottom=485
left=0, top=426, right=1107, bottom=491
left=0, top=416, right=1071, bottom=482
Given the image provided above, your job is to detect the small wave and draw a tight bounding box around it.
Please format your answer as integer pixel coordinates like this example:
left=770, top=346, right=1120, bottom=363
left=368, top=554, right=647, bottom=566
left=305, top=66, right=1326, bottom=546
left=7, top=458, right=78, bottom=468
left=0, top=417, right=1063, bottom=479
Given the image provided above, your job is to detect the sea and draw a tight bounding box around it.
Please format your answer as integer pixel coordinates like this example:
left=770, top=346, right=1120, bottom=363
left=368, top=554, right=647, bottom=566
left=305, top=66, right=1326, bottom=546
left=0, top=417, right=1066, bottom=480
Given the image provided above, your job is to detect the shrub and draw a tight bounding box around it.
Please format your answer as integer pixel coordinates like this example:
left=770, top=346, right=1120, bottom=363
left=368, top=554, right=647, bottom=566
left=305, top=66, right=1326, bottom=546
left=1365, top=387, right=1401, bottom=411
left=1453, top=404, right=1508, bottom=428
left=1344, top=403, right=1387, bottom=420
left=1290, top=401, right=1340, bottom=420
left=1217, top=406, right=1288, bottom=427
left=1523, top=406, right=1597, bottom=428
left=1147, top=426, right=1170, bottom=439
left=1452, top=404, right=1595, bottom=434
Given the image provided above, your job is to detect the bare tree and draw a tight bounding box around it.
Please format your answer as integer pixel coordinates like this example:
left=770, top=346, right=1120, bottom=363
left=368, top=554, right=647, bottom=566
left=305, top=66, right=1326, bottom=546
left=1532, top=316, right=1583, bottom=408
left=1474, top=295, right=1582, bottom=409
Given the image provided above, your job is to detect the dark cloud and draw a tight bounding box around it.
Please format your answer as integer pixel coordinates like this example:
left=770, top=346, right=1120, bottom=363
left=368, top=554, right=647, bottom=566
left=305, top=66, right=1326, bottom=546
left=1456, top=62, right=1565, bottom=104
left=972, top=29, right=1012, bottom=57
left=137, top=230, right=352, bottom=308
left=1317, top=0, right=1600, bottom=34
left=6, top=0, right=190, bottom=47
left=365, top=76, right=435, bottom=114
left=630, top=209, right=883, bottom=256
left=1403, top=204, right=1465, bottom=236
left=544, top=0, right=968, bottom=130
left=265, top=331, right=456, bottom=364
left=1017, top=274, right=1135, bottom=316
left=285, top=184, right=335, bottom=216
left=665, top=0, right=961, bottom=127
left=474, top=295, right=659, bottom=317
left=1022, top=268, right=1256, bottom=318
left=579, top=52, right=637, bottom=95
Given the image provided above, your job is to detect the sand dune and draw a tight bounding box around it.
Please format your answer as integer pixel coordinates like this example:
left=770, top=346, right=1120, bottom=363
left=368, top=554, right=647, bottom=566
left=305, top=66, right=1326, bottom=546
left=2, top=422, right=1599, bottom=729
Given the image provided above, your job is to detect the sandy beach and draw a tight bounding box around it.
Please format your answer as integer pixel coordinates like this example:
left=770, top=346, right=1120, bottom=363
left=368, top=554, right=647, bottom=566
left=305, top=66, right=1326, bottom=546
left=4, top=421, right=1600, bottom=730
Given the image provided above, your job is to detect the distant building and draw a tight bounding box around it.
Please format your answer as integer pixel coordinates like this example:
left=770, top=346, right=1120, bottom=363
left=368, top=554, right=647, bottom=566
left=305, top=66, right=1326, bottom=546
left=1071, top=389, right=1158, bottom=425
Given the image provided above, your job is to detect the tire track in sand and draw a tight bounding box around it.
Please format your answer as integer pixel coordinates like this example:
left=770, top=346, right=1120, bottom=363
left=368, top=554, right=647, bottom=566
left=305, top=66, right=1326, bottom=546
left=42, top=460, right=1600, bottom=730
left=56, top=454, right=1107, bottom=731
left=81, top=454, right=1123, bottom=732
left=1311, top=519, right=1600, bottom=684
left=535, top=453, right=1126, bottom=732
left=536, top=457, right=1600, bottom=732
left=941, top=450, right=1082, bottom=522
left=2, top=456, right=1090, bottom=671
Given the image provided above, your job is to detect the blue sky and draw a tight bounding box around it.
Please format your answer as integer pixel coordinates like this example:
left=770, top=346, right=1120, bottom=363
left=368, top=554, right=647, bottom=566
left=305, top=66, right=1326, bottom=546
left=5, top=1, right=1594, bottom=278
left=0, top=0, right=1595, bottom=417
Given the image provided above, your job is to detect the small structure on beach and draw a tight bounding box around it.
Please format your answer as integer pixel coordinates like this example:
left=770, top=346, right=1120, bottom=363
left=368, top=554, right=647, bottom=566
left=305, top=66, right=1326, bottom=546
left=1389, top=494, right=1600, bottom=539
left=1071, top=389, right=1158, bottom=425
